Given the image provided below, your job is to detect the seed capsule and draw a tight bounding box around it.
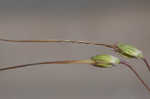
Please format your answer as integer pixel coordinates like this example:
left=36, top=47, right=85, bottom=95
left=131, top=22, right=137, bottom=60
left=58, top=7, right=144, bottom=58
left=91, top=54, right=120, bottom=68
left=116, top=43, right=143, bottom=58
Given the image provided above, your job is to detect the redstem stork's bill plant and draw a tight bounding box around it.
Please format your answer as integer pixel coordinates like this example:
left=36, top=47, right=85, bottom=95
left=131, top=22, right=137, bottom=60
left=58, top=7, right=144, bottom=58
left=0, top=38, right=149, bottom=72
left=0, top=38, right=150, bottom=93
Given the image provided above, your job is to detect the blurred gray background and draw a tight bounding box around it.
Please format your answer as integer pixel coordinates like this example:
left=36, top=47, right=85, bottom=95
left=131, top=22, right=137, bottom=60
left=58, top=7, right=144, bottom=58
left=0, top=0, right=150, bottom=99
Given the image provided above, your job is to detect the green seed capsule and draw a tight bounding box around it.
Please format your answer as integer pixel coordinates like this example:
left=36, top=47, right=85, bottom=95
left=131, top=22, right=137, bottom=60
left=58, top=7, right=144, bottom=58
left=117, top=43, right=143, bottom=58
left=91, top=54, right=120, bottom=68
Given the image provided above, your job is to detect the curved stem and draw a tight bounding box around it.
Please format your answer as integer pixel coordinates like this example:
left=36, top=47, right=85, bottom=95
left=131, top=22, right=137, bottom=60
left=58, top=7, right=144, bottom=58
left=0, top=38, right=114, bottom=48
left=120, top=61, right=150, bottom=93
left=141, top=58, right=150, bottom=72
left=0, top=59, right=95, bottom=71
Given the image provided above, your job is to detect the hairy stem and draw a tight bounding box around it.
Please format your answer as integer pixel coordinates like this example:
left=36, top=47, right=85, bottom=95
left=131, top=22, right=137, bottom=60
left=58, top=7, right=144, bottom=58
left=0, top=38, right=114, bottom=48
left=120, top=61, right=150, bottom=93
left=141, top=58, right=150, bottom=72
left=0, top=59, right=95, bottom=71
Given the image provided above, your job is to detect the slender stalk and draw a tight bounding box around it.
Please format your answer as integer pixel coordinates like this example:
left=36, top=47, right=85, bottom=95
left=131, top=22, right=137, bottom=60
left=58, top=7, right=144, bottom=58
left=141, top=58, right=150, bottom=72
left=120, top=61, right=150, bottom=93
left=0, top=59, right=95, bottom=71
left=0, top=38, right=114, bottom=48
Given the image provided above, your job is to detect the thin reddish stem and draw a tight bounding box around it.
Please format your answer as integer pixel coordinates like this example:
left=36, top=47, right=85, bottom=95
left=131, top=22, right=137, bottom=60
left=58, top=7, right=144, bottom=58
left=0, top=59, right=94, bottom=71
left=120, top=61, right=150, bottom=93
left=0, top=38, right=114, bottom=48
left=141, top=58, right=150, bottom=72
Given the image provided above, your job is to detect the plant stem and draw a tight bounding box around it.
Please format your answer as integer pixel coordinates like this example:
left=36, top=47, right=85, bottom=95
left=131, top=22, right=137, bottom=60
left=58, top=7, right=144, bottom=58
left=0, top=59, right=95, bottom=71
left=141, top=58, right=150, bottom=72
left=0, top=38, right=114, bottom=48
left=120, top=61, right=150, bottom=93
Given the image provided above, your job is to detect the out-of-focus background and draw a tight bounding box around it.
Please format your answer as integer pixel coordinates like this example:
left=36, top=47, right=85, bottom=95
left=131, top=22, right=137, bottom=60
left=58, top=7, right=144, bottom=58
left=0, top=0, right=150, bottom=99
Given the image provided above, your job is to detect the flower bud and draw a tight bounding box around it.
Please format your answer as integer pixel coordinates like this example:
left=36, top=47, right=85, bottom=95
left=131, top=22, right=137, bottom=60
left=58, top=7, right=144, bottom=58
left=91, top=54, right=120, bottom=68
left=116, top=43, right=143, bottom=58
